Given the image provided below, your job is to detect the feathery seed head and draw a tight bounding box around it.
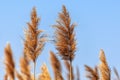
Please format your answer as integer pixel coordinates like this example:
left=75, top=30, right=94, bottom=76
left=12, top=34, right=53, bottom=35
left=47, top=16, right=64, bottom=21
left=54, top=5, right=76, bottom=61
left=99, top=49, right=110, bottom=80
left=4, top=43, right=15, bottom=80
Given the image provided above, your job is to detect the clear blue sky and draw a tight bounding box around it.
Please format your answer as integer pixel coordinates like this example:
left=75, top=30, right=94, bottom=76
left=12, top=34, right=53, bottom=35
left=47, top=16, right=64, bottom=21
left=0, top=0, right=120, bottom=80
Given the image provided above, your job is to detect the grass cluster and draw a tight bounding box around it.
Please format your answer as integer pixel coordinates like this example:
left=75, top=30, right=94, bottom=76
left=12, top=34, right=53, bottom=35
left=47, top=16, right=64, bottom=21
left=2, top=5, right=119, bottom=80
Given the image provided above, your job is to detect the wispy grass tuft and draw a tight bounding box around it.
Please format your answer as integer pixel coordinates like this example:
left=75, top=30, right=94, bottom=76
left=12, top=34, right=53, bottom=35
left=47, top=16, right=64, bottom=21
left=50, top=51, right=63, bottom=80
left=99, top=49, right=110, bottom=80
left=23, top=7, right=46, bottom=80
left=38, top=63, right=51, bottom=80
left=4, top=43, right=15, bottom=80
left=53, top=5, right=76, bottom=80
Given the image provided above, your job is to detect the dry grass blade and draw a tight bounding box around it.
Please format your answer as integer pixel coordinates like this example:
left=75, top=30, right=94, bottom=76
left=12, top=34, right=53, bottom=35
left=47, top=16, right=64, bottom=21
left=113, top=67, right=120, bottom=80
left=4, top=43, right=15, bottom=80
left=99, top=49, right=110, bottom=80
left=50, top=51, right=63, bottom=80
left=64, top=61, right=74, bottom=80
left=85, top=65, right=99, bottom=80
left=38, top=63, right=51, bottom=80
left=19, top=56, right=31, bottom=80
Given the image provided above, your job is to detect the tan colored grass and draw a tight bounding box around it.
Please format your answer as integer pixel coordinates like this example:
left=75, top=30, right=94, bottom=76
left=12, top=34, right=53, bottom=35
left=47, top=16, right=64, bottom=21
left=4, top=43, right=15, bottom=80
left=99, top=49, right=110, bottom=80
left=50, top=51, right=63, bottom=80
left=85, top=65, right=99, bottom=80
left=2, top=5, right=120, bottom=80
left=53, top=5, right=76, bottom=61
left=24, top=7, right=45, bottom=63
left=15, top=71, right=24, bottom=80
left=38, top=63, right=51, bottom=80
left=23, top=7, right=46, bottom=80
left=19, top=56, right=31, bottom=80
left=53, top=5, right=76, bottom=80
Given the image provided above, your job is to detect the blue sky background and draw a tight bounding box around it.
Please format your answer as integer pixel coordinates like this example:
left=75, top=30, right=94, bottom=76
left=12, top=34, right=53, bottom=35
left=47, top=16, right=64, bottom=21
left=0, top=0, right=120, bottom=80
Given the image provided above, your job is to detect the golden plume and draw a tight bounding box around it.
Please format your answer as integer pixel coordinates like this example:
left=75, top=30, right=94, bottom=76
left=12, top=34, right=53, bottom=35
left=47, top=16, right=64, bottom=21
left=53, top=5, right=76, bottom=80
left=23, top=7, right=46, bottom=80
left=99, top=49, right=110, bottom=80
left=50, top=51, right=63, bottom=80
left=4, top=43, right=15, bottom=80
left=53, top=5, right=76, bottom=61
left=24, top=7, right=45, bottom=62
left=38, top=63, right=51, bottom=80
